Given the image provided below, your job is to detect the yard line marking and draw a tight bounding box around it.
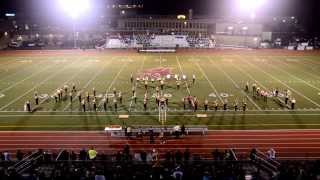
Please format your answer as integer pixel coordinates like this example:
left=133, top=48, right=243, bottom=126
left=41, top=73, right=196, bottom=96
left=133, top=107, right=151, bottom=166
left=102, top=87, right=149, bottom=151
left=193, top=60, right=224, bottom=104
left=129, top=57, right=145, bottom=112
left=0, top=63, right=54, bottom=94
left=97, top=58, right=128, bottom=108
left=266, top=58, right=320, bottom=92
left=208, top=57, right=262, bottom=110
left=281, top=57, right=320, bottom=80
left=37, top=60, right=90, bottom=108
left=176, top=56, right=191, bottom=95
left=63, top=59, right=112, bottom=111
left=242, top=57, right=320, bottom=108
left=0, top=60, right=79, bottom=111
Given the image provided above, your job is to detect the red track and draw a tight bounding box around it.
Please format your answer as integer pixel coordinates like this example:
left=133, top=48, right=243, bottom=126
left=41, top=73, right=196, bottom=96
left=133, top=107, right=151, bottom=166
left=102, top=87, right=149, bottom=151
left=1, top=130, right=320, bottom=160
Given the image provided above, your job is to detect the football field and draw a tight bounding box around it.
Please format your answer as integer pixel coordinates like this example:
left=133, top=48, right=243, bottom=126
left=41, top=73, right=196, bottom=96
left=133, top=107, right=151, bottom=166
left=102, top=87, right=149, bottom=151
left=0, top=50, right=320, bottom=131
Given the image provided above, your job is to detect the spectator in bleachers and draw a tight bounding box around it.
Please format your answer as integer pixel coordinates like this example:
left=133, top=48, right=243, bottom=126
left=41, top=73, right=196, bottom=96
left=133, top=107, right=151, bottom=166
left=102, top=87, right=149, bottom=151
left=88, top=147, right=97, bottom=160
left=267, top=148, right=276, bottom=160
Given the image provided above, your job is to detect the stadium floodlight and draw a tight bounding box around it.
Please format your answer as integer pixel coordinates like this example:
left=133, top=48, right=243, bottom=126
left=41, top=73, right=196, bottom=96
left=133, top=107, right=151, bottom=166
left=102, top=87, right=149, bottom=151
left=58, top=0, right=90, bottom=19
left=238, top=0, right=266, bottom=12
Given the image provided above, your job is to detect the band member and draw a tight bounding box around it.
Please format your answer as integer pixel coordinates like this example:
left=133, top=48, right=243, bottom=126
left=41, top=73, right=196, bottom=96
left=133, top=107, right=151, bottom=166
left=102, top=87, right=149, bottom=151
left=214, top=100, right=218, bottom=111
left=204, top=99, right=208, bottom=111
left=245, top=81, right=249, bottom=92
left=234, top=101, right=238, bottom=111
left=291, top=98, right=296, bottom=110
left=192, top=74, right=196, bottom=84
left=113, top=98, right=118, bottom=111
left=243, top=101, right=247, bottom=111
left=160, top=80, right=164, bottom=90
left=182, top=97, right=186, bottom=110
left=26, top=101, right=31, bottom=112
left=143, top=98, right=147, bottom=111
left=156, top=86, right=160, bottom=94
left=81, top=100, right=86, bottom=112
left=72, top=83, right=76, bottom=92
left=223, top=99, right=228, bottom=111
left=119, top=91, right=123, bottom=104
left=78, top=93, right=82, bottom=103
left=34, top=94, right=39, bottom=105
left=133, top=92, right=137, bottom=104
left=252, top=83, right=257, bottom=96
left=93, top=99, right=97, bottom=112
left=177, top=80, right=180, bottom=90
left=275, top=88, right=279, bottom=97
left=144, top=80, right=148, bottom=90
left=132, top=86, right=135, bottom=96
left=285, top=94, right=289, bottom=105
left=86, top=92, right=90, bottom=103
left=103, top=98, right=107, bottom=111
left=54, top=94, right=58, bottom=103
left=64, top=84, right=68, bottom=94
left=130, top=74, right=133, bottom=83
left=113, top=88, right=117, bottom=96
left=69, top=92, right=73, bottom=103
left=93, top=88, right=96, bottom=97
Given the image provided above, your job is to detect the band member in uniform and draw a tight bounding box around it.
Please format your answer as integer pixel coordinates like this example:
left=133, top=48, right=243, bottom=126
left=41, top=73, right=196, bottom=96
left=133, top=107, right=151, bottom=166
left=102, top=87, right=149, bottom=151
left=81, top=100, right=85, bottom=112
left=78, top=93, right=82, bottom=103
left=156, top=86, right=160, bottom=94
left=86, top=92, right=90, bottom=103
left=113, top=88, right=117, bottom=96
left=132, top=86, right=135, bottom=96
left=243, top=101, right=247, bottom=112
left=34, top=93, right=39, bottom=105
left=130, top=74, right=133, bottom=83
left=119, top=91, right=123, bottom=104
left=275, top=88, right=279, bottom=97
left=64, top=84, right=68, bottom=94
left=72, top=83, right=76, bottom=92
left=285, top=94, right=289, bottom=105
left=245, top=81, right=249, bottom=92
left=160, top=79, right=164, bottom=90
left=133, top=92, right=137, bottom=104
left=194, top=98, right=198, bottom=112
left=26, top=101, right=31, bottom=112
left=192, top=74, right=196, bottom=84
left=291, top=98, right=296, bottom=110
left=69, top=92, right=73, bottom=103
left=223, top=99, right=228, bottom=111
left=113, top=98, right=118, bottom=111
left=54, top=94, right=58, bottom=103
left=177, top=80, right=180, bottom=90
left=234, top=100, right=238, bottom=111
left=143, top=98, right=147, bottom=111
left=93, top=99, right=97, bottom=112
left=204, top=99, right=208, bottom=111
left=165, top=98, right=169, bottom=106
left=151, top=78, right=154, bottom=84
left=144, top=80, right=148, bottom=90
left=93, top=88, right=96, bottom=97
left=103, top=98, right=107, bottom=111
left=57, top=89, right=61, bottom=101
left=252, top=83, right=257, bottom=96
left=214, top=100, right=218, bottom=111
left=182, top=97, right=186, bottom=110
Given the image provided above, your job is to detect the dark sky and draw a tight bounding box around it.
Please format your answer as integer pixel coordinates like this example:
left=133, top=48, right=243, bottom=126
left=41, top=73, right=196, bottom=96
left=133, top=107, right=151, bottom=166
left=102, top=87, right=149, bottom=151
left=0, top=0, right=319, bottom=32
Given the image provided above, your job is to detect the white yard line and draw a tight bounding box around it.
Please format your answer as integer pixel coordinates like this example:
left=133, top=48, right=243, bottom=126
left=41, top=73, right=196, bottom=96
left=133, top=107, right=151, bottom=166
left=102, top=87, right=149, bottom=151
left=0, top=61, right=78, bottom=111
left=176, top=56, right=191, bottom=95
left=0, top=63, right=54, bottom=94
left=97, top=59, right=128, bottom=108
left=266, top=59, right=320, bottom=92
left=63, top=60, right=112, bottom=111
left=208, top=57, right=262, bottom=110
left=37, top=61, right=90, bottom=108
left=129, top=57, right=145, bottom=112
left=242, top=57, right=320, bottom=108
left=193, top=60, right=224, bottom=104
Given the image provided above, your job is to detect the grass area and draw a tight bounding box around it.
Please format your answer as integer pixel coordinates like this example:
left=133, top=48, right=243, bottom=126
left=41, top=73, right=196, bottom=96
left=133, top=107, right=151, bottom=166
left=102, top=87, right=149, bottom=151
left=0, top=51, right=320, bottom=130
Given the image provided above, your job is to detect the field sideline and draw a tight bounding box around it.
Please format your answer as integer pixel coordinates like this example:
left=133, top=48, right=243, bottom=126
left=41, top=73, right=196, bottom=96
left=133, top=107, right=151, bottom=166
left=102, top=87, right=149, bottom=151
left=0, top=49, right=320, bottom=131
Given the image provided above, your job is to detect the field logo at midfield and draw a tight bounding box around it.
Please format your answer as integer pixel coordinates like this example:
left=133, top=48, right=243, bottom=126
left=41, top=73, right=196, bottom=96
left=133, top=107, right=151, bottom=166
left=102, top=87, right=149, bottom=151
left=139, top=67, right=172, bottom=79
left=0, top=93, right=5, bottom=98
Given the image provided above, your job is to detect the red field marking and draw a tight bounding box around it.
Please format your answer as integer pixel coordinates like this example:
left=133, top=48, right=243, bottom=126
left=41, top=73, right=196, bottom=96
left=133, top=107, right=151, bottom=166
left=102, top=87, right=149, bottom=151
left=1, top=130, right=320, bottom=160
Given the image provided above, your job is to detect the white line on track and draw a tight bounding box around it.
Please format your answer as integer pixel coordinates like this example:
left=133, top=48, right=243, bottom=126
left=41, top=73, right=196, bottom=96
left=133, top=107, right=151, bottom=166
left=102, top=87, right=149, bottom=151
left=0, top=60, right=79, bottom=111
left=208, top=57, right=262, bottom=110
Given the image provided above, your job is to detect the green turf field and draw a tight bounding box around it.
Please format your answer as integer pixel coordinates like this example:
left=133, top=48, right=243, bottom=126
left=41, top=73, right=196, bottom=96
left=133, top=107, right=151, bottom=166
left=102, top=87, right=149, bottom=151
left=0, top=52, right=320, bottom=130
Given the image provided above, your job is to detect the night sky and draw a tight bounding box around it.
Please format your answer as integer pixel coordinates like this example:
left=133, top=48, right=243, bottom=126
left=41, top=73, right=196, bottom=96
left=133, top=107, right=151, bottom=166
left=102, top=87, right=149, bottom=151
left=0, top=0, right=319, bottom=32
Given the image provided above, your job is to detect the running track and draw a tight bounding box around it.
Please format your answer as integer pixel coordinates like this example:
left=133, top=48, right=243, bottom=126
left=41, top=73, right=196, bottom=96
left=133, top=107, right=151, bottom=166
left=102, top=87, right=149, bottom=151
left=1, top=130, right=320, bottom=160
